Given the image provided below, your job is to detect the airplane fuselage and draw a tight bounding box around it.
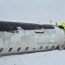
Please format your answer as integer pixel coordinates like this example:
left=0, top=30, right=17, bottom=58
left=0, top=21, right=65, bottom=56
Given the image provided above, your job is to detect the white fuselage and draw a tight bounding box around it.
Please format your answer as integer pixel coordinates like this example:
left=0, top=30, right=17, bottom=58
left=0, top=26, right=65, bottom=56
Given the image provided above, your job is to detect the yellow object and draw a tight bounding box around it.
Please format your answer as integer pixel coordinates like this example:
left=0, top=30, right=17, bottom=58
left=58, top=22, right=65, bottom=30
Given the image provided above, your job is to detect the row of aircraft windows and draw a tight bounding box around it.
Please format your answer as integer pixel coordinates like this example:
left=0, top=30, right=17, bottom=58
left=0, top=46, right=55, bottom=53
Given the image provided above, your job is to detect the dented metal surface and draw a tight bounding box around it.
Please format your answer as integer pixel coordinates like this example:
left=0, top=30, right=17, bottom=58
left=0, top=22, right=65, bottom=56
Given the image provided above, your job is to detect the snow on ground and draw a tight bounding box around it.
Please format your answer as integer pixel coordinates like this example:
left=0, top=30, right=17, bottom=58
left=0, top=50, right=65, bottom=65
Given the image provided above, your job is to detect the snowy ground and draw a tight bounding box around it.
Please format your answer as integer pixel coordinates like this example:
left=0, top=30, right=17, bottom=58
left=0, top=50, right=65, bottom=65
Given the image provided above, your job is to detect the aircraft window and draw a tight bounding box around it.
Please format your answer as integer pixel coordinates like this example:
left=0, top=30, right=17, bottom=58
left=55, top=45, right=59, bottom=49
left=25, top=47, right=29, bottom=50
left=40, top=46, right=43, bottom=49
left=8, top=48, right=12, bottom=52
left=46, top=46, right=48, bottom=50
left=52, top=46, right=55, bottom=48
left=0, top=48, right=3, bottom=52
left=35, top=31, right=44, bottom=33
left=17, top=47, right=21, bottom=51
left=33, top=48, right=35, bottom=50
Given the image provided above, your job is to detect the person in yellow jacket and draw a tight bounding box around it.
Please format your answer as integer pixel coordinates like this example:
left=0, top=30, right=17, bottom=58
left=57, top=22, right=65, bottom=30
left=49, top=20, right=65, bottom=30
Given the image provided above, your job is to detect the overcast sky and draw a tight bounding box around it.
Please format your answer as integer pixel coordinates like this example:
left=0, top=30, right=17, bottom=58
left=0, top=0, right=65, bottom=23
